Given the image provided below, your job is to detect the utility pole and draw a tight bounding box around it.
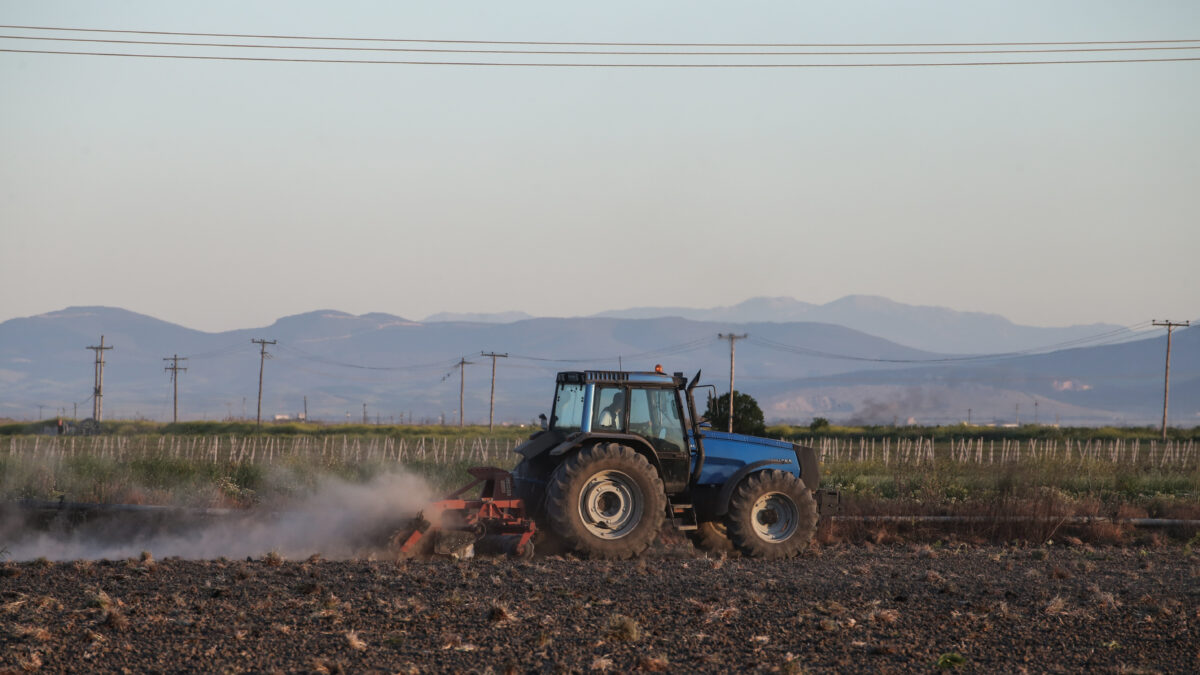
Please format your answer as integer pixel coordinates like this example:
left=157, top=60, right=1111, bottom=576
left=363, top=402, right=368, bottom=425
left=717, top=333, right=748, bottom=433
left=85, top=336, right=113, bottom=422
left=163, top=355, right=188, bottom=423
left=251, top=338, right=276, bottom=427
left=457, top=356, right=474, bottom=427
left=481, top=352, right=509, bottom=431
left=303, top=396, right=308, bottom=422
left=1153, top=320, right=1190, bottom=440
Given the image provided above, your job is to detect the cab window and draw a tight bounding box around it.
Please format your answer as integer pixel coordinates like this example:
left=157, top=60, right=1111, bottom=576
left=628, top=387, right=685, bottom=452
left=551, top=383, right=585, bottom=432
left=592, top=387, right=625, bottom=431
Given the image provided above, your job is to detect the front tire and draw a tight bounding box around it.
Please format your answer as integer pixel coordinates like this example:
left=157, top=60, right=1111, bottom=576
left=726, top=470, right=817, bottom=559
left=545, top=443, right=666, bottom=560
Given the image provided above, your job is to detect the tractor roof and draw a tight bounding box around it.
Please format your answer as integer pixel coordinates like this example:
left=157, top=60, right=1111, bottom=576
left=557, top=370, right=686, bottom=387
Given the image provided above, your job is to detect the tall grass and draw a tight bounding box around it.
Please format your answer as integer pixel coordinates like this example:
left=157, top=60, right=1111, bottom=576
left=0, top=434, right=523, bottom=506
left=0, top=419, right=534, bottom=440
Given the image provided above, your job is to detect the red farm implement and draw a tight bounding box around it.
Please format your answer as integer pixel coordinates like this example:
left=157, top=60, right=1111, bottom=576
left=392, top=467, right=536, bottom=559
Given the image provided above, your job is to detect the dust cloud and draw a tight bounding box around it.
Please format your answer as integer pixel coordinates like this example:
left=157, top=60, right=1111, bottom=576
left=1, top=471, right=435, bottom=561
left=846, top=387, right=946, bottom=426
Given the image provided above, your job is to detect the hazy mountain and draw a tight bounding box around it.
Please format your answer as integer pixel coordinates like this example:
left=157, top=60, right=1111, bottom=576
left=593, top=295, right=1127, bottom=354
left=1, top=306, right=1194, bottom=427
left=753, top=326, right=1200, bottom=427
left=423, top=311, right=534, bottom=324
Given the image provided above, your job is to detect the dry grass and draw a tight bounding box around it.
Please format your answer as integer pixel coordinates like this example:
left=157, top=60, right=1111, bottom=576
left=344, top=630, right=367, bottom=651
left=1044, top=596, right=1069, bottom=616
left=869, top=608, right=900, bottom=624
left=486, top=603, right=516, bottom=624
left=638, top=654, right=670, bottom=671
left=607, top=614, right=640, bottom=643
left=102, top=608, right=129, bottom=631
left=10, top=625, right=51, bottom=642
left=87, top=590, right=113, bottom=610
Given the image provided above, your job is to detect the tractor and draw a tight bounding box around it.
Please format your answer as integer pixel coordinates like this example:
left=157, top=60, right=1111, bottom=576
left=511, top=368, right=837, bottom=559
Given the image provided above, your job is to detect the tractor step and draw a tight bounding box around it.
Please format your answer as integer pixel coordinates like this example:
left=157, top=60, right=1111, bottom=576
left=669, top=501, right=698, bottom=531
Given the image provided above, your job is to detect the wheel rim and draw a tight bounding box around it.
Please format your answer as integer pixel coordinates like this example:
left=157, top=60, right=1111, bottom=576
left=577, top=470, right=643, bottom=539
left=750, top=492, right=798, bottom=542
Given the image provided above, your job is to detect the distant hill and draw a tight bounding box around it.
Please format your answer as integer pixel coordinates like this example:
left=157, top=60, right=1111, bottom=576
left=593, top=295, right=1129, bottom=354
left=423, top=311, right=534, bottom=324
left=752, top=326, right=1200, bottom=427
left=1, top=306, right=1195, bottom=427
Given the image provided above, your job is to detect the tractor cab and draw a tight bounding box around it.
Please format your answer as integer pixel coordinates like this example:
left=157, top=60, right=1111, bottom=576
left=548, top=369, right=695, bottom=491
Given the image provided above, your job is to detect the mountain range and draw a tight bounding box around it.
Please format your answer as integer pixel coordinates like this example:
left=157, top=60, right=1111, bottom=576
left=426, top=295, right=1125, bottom=355
left=0, top=298, right=1194, bottom=427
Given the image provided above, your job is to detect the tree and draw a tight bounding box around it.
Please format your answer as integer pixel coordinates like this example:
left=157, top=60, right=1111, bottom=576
left=809, top=417, right=830, bottom=432
left=703, top=391, right=766, bottom=436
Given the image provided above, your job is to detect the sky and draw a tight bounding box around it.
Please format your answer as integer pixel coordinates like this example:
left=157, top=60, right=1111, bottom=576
left=1, top=1, right=1197, bottom=333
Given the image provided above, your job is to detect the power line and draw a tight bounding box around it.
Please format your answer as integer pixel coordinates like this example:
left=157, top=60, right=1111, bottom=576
left=507, top=337, right=715, bottom=364
left=2, top=25, right=1196, bottom=48
left=273, top=342, right=458, bottom=371
left=4, top=48, right=1198, bottom=68
left=183, top=341, right=254, bottom=361
left=4, top=33, right=1200, bottom=57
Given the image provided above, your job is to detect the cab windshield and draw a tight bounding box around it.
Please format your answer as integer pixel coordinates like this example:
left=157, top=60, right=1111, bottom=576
left=550, top=382, right=586, bottom=432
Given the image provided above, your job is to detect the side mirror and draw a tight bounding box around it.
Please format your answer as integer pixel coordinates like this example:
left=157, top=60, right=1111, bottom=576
left=538, top=413, right=548, bottom=430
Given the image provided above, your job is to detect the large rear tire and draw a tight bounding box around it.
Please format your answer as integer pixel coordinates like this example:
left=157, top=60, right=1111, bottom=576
left=726, top=470, right=817, bottom=560
left=545, top=443, right=666, bottom=560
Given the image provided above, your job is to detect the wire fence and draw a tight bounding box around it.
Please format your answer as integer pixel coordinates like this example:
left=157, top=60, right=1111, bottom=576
left=8, top=434, right=1198, bottom=471
left=5, top=435, right=524, bottom=467
left=798, top=436, right=1199, bottom=469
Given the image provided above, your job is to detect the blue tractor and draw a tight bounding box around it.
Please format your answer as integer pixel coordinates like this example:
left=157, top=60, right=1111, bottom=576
left=513, top=368, right=835, bottom=559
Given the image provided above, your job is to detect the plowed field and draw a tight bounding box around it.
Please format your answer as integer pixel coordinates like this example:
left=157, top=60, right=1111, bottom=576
left=2, top=545, right=1197, bottom=673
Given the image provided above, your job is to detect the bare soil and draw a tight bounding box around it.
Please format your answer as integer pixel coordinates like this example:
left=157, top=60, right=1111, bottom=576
left=2, top=545, right=1197, bottom=674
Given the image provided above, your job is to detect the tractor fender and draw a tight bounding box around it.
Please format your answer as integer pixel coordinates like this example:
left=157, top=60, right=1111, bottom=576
left=548, top=432, right=657, bottom=458
left=713, top=459, right=795, bottom=518
left=546, top=432, right=665, bottom=479
left=793, top=444, right=821, bottom=492
left=514, top=430, right=566, bottom=459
